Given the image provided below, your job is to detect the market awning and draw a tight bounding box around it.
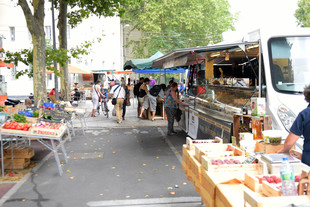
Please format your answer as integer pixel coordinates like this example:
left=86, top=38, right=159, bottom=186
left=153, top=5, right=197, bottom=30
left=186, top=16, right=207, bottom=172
left=151, top=41, right=259, bottom=68
left=46, top=64, right=92, bottom=74
left=107, top=70, right=132, bottom=75
left=123, top=51, right=163, bottom=70
left=132, top=68, right=186, bottom=74
left=0, top=61, right=14, bottom=68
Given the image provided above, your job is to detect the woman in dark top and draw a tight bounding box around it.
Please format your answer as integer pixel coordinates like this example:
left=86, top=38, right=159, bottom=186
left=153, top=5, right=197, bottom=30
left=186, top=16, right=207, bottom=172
left=138, top=78, right=150, bottom=118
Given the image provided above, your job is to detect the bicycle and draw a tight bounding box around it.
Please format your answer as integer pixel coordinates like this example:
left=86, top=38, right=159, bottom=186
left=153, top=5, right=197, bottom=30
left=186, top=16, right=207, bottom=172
left=96, top=95, right=109, bottom=118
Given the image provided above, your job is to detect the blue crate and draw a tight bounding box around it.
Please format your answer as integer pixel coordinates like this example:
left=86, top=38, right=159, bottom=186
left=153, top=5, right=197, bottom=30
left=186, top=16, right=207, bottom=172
left=43, top=103, right=55, bottom=108
left=18, top=111, right=33, bottom=117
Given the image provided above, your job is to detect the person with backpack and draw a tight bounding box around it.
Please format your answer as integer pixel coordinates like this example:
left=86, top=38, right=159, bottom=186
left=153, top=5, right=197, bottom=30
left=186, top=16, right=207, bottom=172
left=139, top=84, right=166, bottom=121
left=133, top=77, right=144, bottom=117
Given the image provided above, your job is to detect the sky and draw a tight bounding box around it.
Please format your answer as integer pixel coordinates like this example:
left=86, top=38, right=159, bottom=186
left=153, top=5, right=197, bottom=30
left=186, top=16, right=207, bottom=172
left=228, top=0, right=299, bottom=33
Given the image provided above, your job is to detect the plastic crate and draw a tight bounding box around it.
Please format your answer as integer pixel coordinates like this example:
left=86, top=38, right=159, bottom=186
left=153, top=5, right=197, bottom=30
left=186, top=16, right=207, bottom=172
left=18, top=110, right=33, bottom=117
left=43, top=103, right=54, bottom=108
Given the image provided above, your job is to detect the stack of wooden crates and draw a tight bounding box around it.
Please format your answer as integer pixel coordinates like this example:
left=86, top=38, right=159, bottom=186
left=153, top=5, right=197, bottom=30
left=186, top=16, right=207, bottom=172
left=3, top=146, right=34, bottom=170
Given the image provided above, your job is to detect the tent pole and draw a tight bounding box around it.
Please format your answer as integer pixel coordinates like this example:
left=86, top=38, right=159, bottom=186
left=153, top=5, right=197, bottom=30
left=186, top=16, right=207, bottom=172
left=160, top=69, right=161, bottom=84
left=165, top=69, right=167, bottom=85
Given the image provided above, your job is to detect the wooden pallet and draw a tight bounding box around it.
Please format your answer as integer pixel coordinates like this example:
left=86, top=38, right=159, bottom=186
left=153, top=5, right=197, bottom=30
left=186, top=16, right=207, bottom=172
left=4, top=146, right=35, bottom=159
left=1, top=158, right=30, bottom=170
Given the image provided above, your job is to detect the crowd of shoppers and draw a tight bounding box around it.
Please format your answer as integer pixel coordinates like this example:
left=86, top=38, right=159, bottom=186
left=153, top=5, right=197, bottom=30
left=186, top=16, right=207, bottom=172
left=90, top=76, right=186, bottom=135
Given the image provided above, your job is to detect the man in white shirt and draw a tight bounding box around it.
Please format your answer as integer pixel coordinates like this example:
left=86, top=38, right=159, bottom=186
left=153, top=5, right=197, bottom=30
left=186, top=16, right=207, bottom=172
left=108, top=80, right=126, bottom=123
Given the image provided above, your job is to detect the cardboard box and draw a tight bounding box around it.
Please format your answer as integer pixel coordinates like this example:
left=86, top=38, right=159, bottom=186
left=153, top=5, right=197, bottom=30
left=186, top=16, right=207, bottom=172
left=251, top=97, right=266, bottom=116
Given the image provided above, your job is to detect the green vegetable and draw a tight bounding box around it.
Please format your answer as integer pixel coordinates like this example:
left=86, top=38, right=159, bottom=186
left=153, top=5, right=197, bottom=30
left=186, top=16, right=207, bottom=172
left=0, top=106, right=5, bottom=112
left=13, top=114, right=28, bottom=123
left=33, top=111, right=39, bottom=117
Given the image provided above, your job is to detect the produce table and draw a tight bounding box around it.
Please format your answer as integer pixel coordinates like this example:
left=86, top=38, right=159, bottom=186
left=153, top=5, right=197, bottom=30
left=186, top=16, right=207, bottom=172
left=0, top=125, right=71, bottom=176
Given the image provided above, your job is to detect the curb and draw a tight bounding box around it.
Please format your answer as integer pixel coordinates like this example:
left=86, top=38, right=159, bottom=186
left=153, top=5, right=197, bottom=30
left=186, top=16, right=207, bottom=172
left=0, top=151, right=54, bottom=206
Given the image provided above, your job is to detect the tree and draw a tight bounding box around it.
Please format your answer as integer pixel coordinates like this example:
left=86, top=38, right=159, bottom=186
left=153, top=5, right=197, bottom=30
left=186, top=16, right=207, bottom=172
left=18, top=0, right=47, bottom=104
left=55, top=0, right=137, bottom=100
left=122, top=0, right=236, bottom=58
left=295, top=0, right=310, bottom=27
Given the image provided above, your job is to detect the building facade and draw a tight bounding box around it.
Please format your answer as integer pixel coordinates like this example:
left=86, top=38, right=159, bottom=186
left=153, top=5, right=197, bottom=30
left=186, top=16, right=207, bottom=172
left=0, top=0, right=121, bottom=97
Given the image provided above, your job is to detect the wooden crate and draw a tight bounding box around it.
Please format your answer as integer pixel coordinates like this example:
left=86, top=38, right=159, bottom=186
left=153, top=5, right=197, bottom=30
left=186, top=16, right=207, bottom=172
left=200, top=170, right=245, bottom=207
left=261, top=181, right=281, bottom=197
left=201, top=156, right=265, bottom=174
left=0, top=127, right=31, bottom=135
left=254, top=142, right=290, bottom=154
left=216, top=183, right=246, bottom=207
left=186, top=137, right=223, bottom=150
left=244, top=173, right=282, bottom=196
left=245, top=172, right=262, bottom=193
left=187, top=150, right=202, bottom=194
left=233, top=114, right=272, bottom=145
left=26, top=117, right=39, bottom=124
left=244, top=187, right=310, bottom=207
left=2, top=158, right=30, bottom=170
left=4, top=146, right=34, bottom=159
left=194, top=143, right=244, bottom=162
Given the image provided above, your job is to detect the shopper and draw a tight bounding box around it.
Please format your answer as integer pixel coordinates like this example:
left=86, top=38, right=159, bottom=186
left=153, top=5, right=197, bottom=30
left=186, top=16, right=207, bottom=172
left=164, top=82, right=188, bottom=135
left=149, top=76, right=156, bottom=88
left=139, top=84, right=166, bottom=121
left=48, top=88, right=57, bottom=103
left=121, top=77, right=130, bottom=120
left=70, top=88, right=81, bottom=104
left=91, top=80, right=104, bottom=117
left=134, top=77, right=144, bottom=117
left=279, top=84, right=310, bottom=166
left=109, top=80, right=126, bottom=124
left=138, top=78, right=150, bottom=118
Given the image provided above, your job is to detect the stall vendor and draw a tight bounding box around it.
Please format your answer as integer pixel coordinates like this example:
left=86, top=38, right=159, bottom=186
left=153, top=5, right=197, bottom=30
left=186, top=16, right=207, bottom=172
left=279, top=84, right=310, bottom=166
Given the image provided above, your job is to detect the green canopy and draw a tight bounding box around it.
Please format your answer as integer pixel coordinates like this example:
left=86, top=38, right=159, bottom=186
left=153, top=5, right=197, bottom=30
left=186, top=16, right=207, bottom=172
left=123, top=51, right=163, bottom=70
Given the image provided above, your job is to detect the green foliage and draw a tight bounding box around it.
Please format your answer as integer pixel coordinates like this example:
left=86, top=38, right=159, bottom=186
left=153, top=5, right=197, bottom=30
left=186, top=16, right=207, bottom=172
left=295, top=0, right=310, bottom=27
left=1, top=39, right=97, bottom=79
left=54, top=0, right=140, bottom=28
left=123, top=0, right=236, bottom=58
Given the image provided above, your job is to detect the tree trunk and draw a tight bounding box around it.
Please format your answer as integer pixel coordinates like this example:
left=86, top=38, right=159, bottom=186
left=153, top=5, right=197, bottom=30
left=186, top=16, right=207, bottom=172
left=58, top=0, right=70, bottom=101
left=18, top=0, right=47, bottom=105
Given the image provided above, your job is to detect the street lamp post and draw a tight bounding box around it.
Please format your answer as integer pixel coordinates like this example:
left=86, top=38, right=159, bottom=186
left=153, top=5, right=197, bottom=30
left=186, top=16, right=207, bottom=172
left=51, top=0, right=59, bottom=100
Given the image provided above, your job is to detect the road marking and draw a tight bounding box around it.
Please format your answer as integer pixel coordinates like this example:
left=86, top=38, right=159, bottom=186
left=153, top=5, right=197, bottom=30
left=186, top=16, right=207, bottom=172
left=87, top=196, right=202, bottom=207
left=158, top=128, right=182, bottom=165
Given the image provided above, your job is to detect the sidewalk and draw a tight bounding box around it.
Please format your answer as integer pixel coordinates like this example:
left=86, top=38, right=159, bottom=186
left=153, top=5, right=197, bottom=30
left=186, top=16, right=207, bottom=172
left=0, top=98, right=199, bottom=207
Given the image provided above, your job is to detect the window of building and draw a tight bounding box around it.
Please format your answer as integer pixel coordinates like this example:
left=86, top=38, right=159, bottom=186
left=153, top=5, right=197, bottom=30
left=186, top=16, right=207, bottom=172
left=45, top=26, right=51, bottom=40
left=9, top=27, right=15, bottom=41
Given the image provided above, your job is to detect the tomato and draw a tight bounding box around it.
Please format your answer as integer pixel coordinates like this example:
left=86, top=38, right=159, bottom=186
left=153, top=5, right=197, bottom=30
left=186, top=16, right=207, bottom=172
left=3, top=123, right=10, bottom=129
left=16, top=124, right=23, bottom=130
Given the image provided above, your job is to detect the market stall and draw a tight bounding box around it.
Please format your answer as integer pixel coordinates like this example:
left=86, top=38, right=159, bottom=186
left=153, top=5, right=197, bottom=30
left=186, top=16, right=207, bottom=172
left=0, top=102, right=87, bottom=176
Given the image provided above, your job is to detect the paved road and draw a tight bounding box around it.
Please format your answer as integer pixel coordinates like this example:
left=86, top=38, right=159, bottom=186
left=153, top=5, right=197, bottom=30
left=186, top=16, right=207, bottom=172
left=2, top=99, right=200, bottom=207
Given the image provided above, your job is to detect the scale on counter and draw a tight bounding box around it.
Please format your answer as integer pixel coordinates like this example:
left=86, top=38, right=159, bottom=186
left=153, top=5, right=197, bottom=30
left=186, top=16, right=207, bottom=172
left=261, top=153, right=301, bottom=164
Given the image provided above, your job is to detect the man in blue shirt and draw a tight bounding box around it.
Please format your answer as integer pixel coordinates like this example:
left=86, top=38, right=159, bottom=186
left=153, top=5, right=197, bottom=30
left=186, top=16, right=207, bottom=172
left=279, top=85, right=310, bottom=166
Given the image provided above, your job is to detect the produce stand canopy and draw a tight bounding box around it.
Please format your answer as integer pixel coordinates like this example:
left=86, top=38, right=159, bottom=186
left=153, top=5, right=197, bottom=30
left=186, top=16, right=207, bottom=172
left=46, top=64, right=92, bottom=74
left=132, top=68, right=186, bottom=74
left=123, top=51, right=163, bottom=70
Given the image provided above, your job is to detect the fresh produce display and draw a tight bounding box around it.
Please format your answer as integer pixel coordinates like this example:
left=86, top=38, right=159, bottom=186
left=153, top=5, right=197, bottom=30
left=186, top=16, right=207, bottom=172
left=42, top=113, right=62, bottom=122
left=3, top=121, right=32, bottom=131
left=255, top=175, right=300, bottom=184
left=0, top=106, right=5, bottom=112
left=210, top=159, right=241, bottom=165
left=32, top=111, right=39, bottom=118
left=39, top=105, right=56, bottom=110
left=13, top=114, right=28, bottom=123
left=34, top=121, right=62, bottom=130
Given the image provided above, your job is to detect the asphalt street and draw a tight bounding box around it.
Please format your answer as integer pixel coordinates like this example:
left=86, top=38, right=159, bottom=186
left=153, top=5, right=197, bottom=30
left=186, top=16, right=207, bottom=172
left=1, top=99, right=201, bottom=207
